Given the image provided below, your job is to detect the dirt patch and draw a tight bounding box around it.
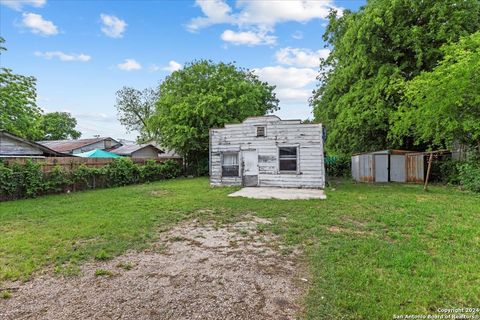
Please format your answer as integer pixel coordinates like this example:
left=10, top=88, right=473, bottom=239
left=340, top=216, right=368, bottom=228
left=0, top=218, right=306, bottom=320
left=149, top=189, right=170, bottom=197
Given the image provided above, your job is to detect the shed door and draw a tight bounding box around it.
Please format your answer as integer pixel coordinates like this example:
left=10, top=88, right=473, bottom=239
left=351, top=156, right=360, bottom=181
left=242, top=150, right=258, bottom=187
left=390, top=155, right=406, bottom=182
left=374, top=154, right=389, bottom=182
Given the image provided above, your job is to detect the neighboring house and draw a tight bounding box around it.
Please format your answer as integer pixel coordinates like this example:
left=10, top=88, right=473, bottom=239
left=158, top=148, right=182, bottom=159
left=209, top=115, right=325, bottom=188
left=110, top=144, right=163, bottom=159
left=37, top=137, right=121, bottom=155
left=117, top=139, right=136, bottom=146
left=144, top=140, right=182, bottom=159
left=0, top=130, right=68, bottom=158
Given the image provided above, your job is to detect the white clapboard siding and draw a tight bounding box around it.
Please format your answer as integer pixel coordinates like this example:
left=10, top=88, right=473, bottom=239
left=209, top=115, right=325, bottom=189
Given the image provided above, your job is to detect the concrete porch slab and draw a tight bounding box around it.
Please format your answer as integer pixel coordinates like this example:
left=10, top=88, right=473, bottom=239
left=228, top=187, right=327, bottom=200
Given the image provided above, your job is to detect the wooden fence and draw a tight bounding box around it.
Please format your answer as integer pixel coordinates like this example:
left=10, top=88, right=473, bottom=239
left=2, top=156, right=183, bottom=173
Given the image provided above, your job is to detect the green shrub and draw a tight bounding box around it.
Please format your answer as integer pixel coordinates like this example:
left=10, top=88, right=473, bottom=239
left=438, top=158, right=460, bottom=185
left=458, top=152, right=480, bottom=193
left=0, top=161, right=16, bottom=197
left=72, top=165, right=106, bottom=189
left=139, top=159, right=161, bottom=182
left=139, top=159, right=182, bottom=182
left=105, top=158, right=139, bottom=187
left=158, top=160, right=182, bottom=179
left=10, top=160, right=44, bottom=198
left=325, top=155, right=351, bottom=178
left=44, top=165, right=71, bottom=193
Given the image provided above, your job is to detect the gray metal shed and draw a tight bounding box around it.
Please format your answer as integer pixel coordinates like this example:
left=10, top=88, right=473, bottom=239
left=351, top=150, right=424, bottom=183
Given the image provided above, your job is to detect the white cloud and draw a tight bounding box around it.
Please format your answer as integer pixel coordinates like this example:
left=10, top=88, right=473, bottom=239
left=0, top=0, right=46, bottom=11
left=21, top=12, right=58, bottom=36
left=149, top=61, right=182, bottom=72
left=221, top=29, right=276, bottom=46
left=292, top=31, right=303, bottom=40
left=149, top=64, right=161, bottom=72
left=254, top=65, right=317, bottom=113
left=163, top=60, right=182, bottom=72
left=100, top=14, right=127, bottom=38
left=188, top=0, right=340, bottom=46
left=254, top=66, right=317, bottom=89
left=35, top=51, right=91, bottom=62
left=188, top=0, right=340, bottom=31
left=275, top=47, right=330, bottom=68
left=117, top=59, right=141, bottom=71
left=235, top=0, right=339, bottom=28
left=187, top=0, right=234, bottom=32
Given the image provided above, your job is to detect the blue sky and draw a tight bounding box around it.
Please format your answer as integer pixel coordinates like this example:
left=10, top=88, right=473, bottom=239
left=0, top=0, right=364, bottom=139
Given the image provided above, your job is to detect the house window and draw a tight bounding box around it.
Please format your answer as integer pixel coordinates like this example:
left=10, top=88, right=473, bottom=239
left=279, top=147, right=297, bottom=172
left=222, top=153, right=239, bottom=177
left=256, top=126, right=266, bottom=137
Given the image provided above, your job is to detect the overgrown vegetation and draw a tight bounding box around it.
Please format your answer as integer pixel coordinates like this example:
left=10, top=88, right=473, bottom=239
left=458, top=152, right=480, bottom=193
left=0, top=178, right=478, bottom=319
left=325, top=155, right=351, bottom=178
left=0, top=158, right=182, bottom=201
left=312, top=0, right=480, bottom=154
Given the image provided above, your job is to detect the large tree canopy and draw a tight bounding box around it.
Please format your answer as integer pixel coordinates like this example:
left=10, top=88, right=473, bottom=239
left=150, top=60, right=278, bottom=173
left=0, top=38, right=43, bottom=140
left=312, top=0, right=480, bottom=154
left=391, top=32, right=480, bottom=149
left=39, top=112, right=81, bottom=140
left=115, top=86, right=159, bottom=142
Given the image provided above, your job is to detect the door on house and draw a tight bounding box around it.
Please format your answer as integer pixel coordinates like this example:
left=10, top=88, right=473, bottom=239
left=242, top=150, right=258, bottom=187
left=374, top=154, right=389, bottom=182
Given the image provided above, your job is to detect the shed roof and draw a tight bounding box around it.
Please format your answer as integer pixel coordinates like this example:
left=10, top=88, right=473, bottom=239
left=0, top=130, right=70, bottom=157
left=353, top=149, right=418, bottom=156
left=37, top=137, right=118, bottom=153
left=110, top=144, right=163, bottom=156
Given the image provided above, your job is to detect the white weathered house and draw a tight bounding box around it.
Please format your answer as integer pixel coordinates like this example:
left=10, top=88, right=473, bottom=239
left=209, top=116, right=325, bottom=188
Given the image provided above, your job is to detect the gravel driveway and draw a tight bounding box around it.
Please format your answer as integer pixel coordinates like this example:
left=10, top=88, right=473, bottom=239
left=1, top=217, right=306, bottom=320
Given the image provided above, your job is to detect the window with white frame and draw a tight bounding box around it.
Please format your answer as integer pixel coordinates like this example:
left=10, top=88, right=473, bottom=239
left=279, top=147, right=298, bottom=172
left=222, top=152, right=239, bottom=177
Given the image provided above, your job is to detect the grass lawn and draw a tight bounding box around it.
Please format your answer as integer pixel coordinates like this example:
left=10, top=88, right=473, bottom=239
left=1, top=177, right=479, bottom=319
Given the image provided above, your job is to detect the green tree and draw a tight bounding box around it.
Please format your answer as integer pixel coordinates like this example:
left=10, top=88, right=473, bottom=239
left=0, top=37, right=43, bottom=140
left=115, top=86, right=159, bottom=142
left=311, top=0, right=480, bottom=154
left=39, top=112, right=81, bottom=140
left=150, top=60, right=279, bottom=174
left=391, top=32, right=480, bottom=149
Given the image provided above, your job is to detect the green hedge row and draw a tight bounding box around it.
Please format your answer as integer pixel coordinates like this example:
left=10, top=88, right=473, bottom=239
left=0, top=158, right=182, bottom=201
